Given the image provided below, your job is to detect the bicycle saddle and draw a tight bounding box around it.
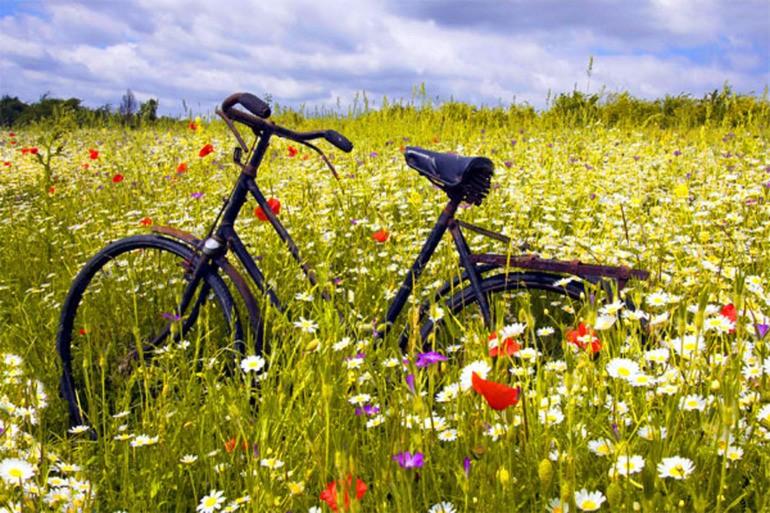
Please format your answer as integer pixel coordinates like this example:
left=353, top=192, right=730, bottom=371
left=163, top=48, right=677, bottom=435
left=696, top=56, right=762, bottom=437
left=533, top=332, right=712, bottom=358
left=404, top=146, right=494, bottom=205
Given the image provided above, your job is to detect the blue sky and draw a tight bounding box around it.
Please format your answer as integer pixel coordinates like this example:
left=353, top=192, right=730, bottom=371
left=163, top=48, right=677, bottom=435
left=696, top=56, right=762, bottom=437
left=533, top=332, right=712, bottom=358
left=0, top=0, right=767, bottom=116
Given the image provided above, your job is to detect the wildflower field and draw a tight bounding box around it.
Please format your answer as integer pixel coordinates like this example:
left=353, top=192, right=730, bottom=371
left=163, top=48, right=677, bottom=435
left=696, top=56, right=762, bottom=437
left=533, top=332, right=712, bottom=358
left=1, top=97, right=769, bottom=512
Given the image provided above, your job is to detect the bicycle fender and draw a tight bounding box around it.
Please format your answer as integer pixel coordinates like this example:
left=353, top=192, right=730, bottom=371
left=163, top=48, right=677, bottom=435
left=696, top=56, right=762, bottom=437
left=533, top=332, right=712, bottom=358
left=151, top=225, right=262, bottom=334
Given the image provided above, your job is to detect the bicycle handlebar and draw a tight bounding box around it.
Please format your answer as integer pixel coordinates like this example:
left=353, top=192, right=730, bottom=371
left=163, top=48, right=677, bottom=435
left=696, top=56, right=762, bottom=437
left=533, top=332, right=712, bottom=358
left=222, top=93, right=353, bottom=153
left=222, top=92, right=272, bottom=119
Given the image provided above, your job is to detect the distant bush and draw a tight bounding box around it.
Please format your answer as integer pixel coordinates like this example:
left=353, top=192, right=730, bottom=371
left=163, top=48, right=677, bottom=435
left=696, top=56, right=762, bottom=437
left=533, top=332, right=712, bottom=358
left=2, top=84, right=768, bottom=130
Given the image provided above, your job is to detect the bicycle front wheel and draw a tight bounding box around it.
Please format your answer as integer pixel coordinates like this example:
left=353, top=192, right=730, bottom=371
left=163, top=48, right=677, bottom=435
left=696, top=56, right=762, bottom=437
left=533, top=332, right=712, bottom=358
left=422, top=272, right=610, bottom=359
left=57, top=235, right=243, bottom=431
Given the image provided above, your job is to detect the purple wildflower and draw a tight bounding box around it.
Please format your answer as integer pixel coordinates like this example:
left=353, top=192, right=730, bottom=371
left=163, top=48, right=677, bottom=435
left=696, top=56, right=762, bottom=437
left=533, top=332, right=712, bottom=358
left=463, top=457, right=472, bottom=477
left=393, top=451, right=424, bottom=469
left=405, top=373, right=415, bottom=393
left=756, top=324, right=769, bottom=339
left=354, top=404, right=380, bottom=416
left=415, top=351, right=447, bottom=368
left=191, top=192, right=204, bottom=199
left=161, top=312, right=181, bottom=321
left=369, top=151, right=378, bottom=158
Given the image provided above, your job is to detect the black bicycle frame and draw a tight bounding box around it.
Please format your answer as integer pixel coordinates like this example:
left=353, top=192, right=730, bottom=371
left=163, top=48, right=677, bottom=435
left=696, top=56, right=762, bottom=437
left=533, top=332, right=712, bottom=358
left=176, top=126, right=491, bottom=345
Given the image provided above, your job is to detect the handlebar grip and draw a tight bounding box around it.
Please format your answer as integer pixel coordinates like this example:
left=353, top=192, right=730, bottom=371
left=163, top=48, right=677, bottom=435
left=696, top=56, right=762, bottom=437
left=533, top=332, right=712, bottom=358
left=222, top=92, right=271, bottom=119
left=324, top=130, right=353, bottom=153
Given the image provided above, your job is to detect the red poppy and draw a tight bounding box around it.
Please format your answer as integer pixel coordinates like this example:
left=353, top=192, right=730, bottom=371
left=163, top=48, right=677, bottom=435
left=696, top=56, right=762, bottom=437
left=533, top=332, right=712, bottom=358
left=372, top=229, right=390, bottom=243
left=189, top=121, right=198, bottom=131
left=566, top=323, right=601, bottom=353
left=720, top=303, right=737, bottom=323
left=48, top=186, right=55, bottom=195
left=78, top=328, right=88, bottom=336
left=198, top=143, right=214, bottom=158
left=488, top=331, right=521, bottom=358
left=9, top=140, right=16, bottom=145
left=320, top=476, right=367, bottom=512
left=82, top=163, right=89, bottom=170
left=287, top=145, right=298, bottom=157
left=29, top=147, right=38, bottom=155
left=720, top=303, right=737, bottom=333
left=254, top=197, right=281, bottom=221
left=112, top=174, right=124, bottom=183
left=3, top=162, right=10, bottom=167
left=176, top=162, right=188, bottom=173
left=88, top=148, right=99, bottom=160
left=8, top=132, right=15, bottom=138
left=139, top=217, right=152, bottom=227
left=471, top=372, right=520, bottom=410
left=223, top=437, right=250, bottom=454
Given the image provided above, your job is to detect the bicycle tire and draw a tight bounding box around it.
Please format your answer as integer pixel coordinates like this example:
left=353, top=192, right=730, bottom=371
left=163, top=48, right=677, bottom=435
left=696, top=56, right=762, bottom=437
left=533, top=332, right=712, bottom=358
left=57, top=234, right=243, bottom=430
left=420, top=271, right=622, bottom=358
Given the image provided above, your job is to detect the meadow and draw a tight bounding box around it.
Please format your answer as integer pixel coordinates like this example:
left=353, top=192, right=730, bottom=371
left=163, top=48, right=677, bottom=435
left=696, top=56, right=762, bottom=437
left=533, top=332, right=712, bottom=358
left=0, top=93, right=769, bottom=512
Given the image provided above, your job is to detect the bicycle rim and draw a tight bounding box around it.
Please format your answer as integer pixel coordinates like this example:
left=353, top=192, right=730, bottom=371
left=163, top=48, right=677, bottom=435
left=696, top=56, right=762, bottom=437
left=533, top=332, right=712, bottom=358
left=58, top=235, right=240, bottom=431
left=424, top=272, right=599, bottom=359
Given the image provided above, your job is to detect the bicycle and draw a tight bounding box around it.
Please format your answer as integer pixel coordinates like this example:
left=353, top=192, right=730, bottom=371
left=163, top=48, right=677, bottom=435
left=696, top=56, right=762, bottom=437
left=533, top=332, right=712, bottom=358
left=57, top=92, right=649, bottom=430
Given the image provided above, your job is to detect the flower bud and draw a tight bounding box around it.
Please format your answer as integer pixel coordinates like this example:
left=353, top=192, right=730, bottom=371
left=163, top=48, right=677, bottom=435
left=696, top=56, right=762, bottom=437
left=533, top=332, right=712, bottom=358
left=538, top=458, right=553, bottom=488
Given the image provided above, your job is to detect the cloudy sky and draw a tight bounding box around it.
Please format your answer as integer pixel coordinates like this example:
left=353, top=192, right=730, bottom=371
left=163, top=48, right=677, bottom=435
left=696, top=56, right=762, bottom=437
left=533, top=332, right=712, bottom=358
left=1, top=0, right=768, bottom=116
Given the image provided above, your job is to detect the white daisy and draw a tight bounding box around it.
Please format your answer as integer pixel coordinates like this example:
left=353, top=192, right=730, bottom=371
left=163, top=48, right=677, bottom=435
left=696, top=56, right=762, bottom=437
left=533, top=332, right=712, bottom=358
left=259, top=458, right=284, bottom=470
left=239, top=355, right=265, bottom=373
left=587, top=438, right=614, bottom=457
left=610, top=454, right=645, bottom=477
left=435, top=383, right=460, bottom=403
left=438, top=429, right=458, bottom=442
left=680, top=394, right=707, bottom=412
left=704, top=315, right=734, bottom=334
left=606, top=358, right=640, bottom=380
left=348, top=393, right=371, bottom=405
left=756, top=404, right=770, bottom=424
left=593, top=314, right=616, bottom=331
left=130, top=434, right=159, bottom=447
left=428, top=502, right=457, bottom=513
left=500, top=322, right=527, bottom=339
left=0, top=458, right=35, bottom=485
left=574, top=489, right=606, bottom=511
left=197, top=489, right=226, bottom=513
left=657, top=456, right=695, bottom=480
left=459, top=360, right=491, bottom=391
left=293, top=317, right=318, bottom=333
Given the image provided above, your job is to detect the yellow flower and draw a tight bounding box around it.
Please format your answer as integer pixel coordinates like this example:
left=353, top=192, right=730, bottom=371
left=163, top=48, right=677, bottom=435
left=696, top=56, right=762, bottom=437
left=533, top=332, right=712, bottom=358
left=673, top=183, right=689, bottom=199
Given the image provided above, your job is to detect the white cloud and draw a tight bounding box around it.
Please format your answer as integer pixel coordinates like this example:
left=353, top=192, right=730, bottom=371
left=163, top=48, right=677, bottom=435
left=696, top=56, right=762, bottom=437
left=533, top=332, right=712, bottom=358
left=0, top=0, right=766, bottom=115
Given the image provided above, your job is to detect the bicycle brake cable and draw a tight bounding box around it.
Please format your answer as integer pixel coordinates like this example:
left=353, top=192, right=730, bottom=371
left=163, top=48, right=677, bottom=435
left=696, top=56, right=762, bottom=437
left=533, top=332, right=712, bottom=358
left=294, top=139, right=340, bottom=182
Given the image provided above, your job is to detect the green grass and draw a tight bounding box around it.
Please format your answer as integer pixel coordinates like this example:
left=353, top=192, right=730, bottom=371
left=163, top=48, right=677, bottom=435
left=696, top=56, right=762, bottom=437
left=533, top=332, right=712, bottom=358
left=0, top=104, right=769, bottom=512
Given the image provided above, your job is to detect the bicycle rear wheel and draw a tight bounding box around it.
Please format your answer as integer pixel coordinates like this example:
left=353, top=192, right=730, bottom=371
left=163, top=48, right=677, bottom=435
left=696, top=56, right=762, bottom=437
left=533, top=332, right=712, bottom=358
left=57, top=235, right=243, bottom=431
left=421, top=272, right=610, bottom=359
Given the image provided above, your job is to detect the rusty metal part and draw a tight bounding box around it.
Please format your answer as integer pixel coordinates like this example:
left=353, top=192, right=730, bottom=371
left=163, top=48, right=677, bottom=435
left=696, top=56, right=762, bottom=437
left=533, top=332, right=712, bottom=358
left=216, top=107, right=250, bottom=153
left=151, top=225, right=262, bottom=334
left=469, top=253, right=650, bottom=287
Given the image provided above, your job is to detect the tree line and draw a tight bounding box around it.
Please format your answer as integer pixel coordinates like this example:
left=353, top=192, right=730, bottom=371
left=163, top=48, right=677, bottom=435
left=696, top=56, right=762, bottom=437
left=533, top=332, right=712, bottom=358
left=0, top=89, right=166, bottom=127
left=1, top=85, right=768, bottom=129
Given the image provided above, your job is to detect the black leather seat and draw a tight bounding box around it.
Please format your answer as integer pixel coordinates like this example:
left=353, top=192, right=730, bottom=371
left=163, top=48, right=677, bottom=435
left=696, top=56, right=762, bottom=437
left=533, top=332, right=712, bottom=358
left=404, top=146, right=493, bottom=188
